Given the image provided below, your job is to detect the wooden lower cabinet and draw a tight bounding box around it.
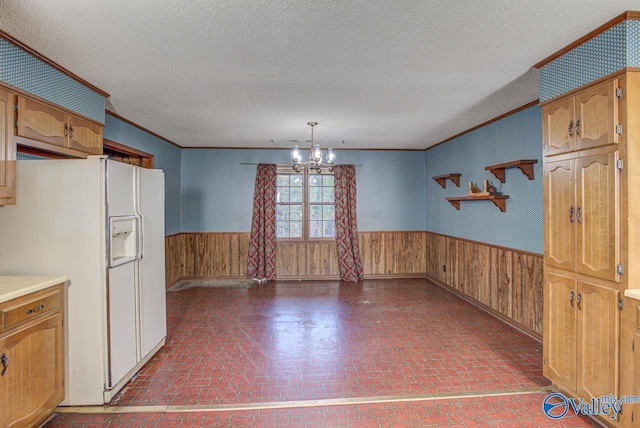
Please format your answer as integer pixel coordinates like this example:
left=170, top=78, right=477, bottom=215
left=544, top=272, right=620, bottom=403
left=543, top=272, right=577, bottom=390
left=0, top=285, right=65, bottom=428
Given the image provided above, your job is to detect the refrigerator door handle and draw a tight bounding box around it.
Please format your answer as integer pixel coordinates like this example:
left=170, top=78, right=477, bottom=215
left=137, top=214, right=144, bottom=261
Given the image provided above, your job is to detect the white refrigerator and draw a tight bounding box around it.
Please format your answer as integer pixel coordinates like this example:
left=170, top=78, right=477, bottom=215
left=0, top=156, right=166, bottom=405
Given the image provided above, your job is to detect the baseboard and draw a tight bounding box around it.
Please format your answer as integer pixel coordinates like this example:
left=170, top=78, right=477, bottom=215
left=172, top=273, right=428, bottom=283
left=425, top=274, right=542, bottom=343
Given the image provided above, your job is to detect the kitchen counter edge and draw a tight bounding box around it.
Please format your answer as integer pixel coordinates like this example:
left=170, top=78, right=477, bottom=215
left=0, top=276, right=68, bottom=304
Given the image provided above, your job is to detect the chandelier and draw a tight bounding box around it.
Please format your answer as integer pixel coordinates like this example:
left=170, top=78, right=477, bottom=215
left=290, top=122, right=336, bottom=173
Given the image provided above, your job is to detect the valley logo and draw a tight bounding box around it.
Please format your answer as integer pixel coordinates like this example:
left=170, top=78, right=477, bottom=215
left=543, top=392, right=640, bottom=420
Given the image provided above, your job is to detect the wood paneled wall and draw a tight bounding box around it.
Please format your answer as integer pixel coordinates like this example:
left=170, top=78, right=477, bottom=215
left=165, top=231, right=542, bottom=336
left=165, top=233, right=186, bottom=287
left=425, top=232, right=543, bottom=337
left=165, top=231, right=427, bottom=285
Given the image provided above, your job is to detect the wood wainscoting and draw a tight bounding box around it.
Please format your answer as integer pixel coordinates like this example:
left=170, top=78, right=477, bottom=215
left=425, top=232, right=543, bottom=337
left=165, top=231, right=427, bottom=287
left=165, top=231, right=541, bottom=337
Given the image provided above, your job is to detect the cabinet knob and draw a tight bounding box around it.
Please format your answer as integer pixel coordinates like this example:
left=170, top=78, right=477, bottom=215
left=569, top=205, right=574, bottom=223
left=64, top=123, right=69, bottom=137
left=576, top=206, right=582, bottom=224
left=575, top=119, right=581, bottom=136
left=568, top=120, right=574, bottom=137
left=569, top=290, right=575, bottom=306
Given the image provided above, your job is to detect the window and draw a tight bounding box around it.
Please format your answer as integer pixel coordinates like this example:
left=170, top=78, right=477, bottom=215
left=276, top=167, right=335, bottom=240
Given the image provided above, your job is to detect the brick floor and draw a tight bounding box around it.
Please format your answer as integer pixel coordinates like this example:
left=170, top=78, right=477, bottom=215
left=45, top=279, right=598, bottom=426
left=46, top=393, right=598, bottom=427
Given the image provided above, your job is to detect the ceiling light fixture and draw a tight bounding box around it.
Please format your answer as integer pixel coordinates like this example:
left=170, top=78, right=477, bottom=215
left=290, top=122, right=335, bottom=173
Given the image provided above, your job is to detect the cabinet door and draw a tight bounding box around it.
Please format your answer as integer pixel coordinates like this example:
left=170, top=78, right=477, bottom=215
left=543, top=96, right=575, bottom=156
left=0, top=314, right=64, bottom=428
left=68, top=114, right=103, bottom=155
left=544, top=159, right=575, bottom=271
left=0, top=87, right=15, bottom=205
left=543, top=272, right=577, bottom=391
left=575, top=152, right=619, bottom=281
left=575, top=79, right=619, bottom=151
left=17, top=96, right=67, bottom=148
left=576, top=281, right=619, bottom=400
left=635, top=332, right=640, bottom=397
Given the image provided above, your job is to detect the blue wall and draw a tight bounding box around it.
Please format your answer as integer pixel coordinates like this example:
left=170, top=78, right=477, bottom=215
left=425, top=105, right=543, bottom=254
left=181, top=149, right=427, bottom=232
left=104, top=114, right=182, bottom=235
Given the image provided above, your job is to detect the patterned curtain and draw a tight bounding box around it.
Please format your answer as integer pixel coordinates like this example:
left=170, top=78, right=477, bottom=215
left=333, top=165, right=364, bottom=283
left=246, top=164, right=277, bottom=281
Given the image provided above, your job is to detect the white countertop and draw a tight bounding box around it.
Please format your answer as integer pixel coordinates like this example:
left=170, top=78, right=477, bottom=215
left=624, top=289, right=640, bottom=301
left=0, top=276, right=68, bottom=304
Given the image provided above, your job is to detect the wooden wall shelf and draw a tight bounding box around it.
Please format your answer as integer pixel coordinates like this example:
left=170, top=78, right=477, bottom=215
left=446, top=195, right=509, bottom=212
left=485, top=159, right=538, bottom=183
left=433, top=173, right=461, bottom=188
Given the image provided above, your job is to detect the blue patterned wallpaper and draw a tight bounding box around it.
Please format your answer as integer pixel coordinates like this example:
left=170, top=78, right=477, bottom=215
left=17, top=151, right=49, bottom=160
left=425, top=105, right=543, bottom=254
left=540, top=19, right=640, bottom=101
left=0, top=38, right=105, bottom=123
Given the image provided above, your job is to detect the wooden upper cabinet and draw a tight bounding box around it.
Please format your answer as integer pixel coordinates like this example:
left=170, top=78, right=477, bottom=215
left=544, top=159, right=575, bottom=271
left=0, top=87, right=16, bottom=205
left=543, top=78, right=620, bottom=157
left=575, top=152, right=619, bottom=282
left=543, top=272, right=577, bottom=391
left=543, top=96, right=575, bottom=156
left=576, top=79, right=619, bottom=151
left=16, top=95, right=103, bottom=156
left=68, top=115, right=102, bottom=155
left=17, top=96, right=67, bottom=148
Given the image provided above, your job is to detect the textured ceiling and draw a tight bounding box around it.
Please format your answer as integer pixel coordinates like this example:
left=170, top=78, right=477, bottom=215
left=1, top=0, right=640, bottom=149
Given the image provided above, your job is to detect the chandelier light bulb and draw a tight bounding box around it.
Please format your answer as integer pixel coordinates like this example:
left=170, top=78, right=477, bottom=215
left=291, top=145, right=302, bottom=163
left=313, top=144, right=323, bottom=163
left=327, top=148, right=335, bottom=164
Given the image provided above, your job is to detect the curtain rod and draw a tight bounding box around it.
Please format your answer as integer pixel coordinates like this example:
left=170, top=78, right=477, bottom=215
left=240, top=162, right=362, bottom=166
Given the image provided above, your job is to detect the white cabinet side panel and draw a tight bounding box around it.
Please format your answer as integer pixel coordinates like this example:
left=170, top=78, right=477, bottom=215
left=0, top=159, right=107, bottom=405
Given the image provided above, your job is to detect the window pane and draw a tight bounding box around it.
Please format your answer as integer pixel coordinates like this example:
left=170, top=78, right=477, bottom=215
left=290, top=187, right=303, bottom=202
left=309, top=175, right=322, bottom=186
left=277, top=187, right=290, bottom=202
left=310, top=187, right=322, bottom=203
left=277, top=175, right=289, bottom=186
left=290, top=205, right=302, bottom=220
left=291, top=175, right=303, bottom=186
left=310, top=205, right=322, bottom=220
left=276, top=221, right=287, bottom=238
left=310, top=221, right=322, bottom=238
left=323, top=187, right=334, bottom=203
left=276, top=205, right=289, bottom=220
left=323, top=205, right=335, bottom=220
left=290, top=221, right=303, bottom=237
left=323, top=221, right=335, bottom=237
left=323, top=175, right=334, bottom=186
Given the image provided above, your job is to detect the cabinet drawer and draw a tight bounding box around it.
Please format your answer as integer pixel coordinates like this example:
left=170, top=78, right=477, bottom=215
left=2, top=289, right=61, bottom=331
